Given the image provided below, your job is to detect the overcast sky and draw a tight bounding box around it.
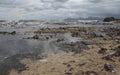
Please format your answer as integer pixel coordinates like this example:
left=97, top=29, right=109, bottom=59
left=0, top=0, right=120, bottom=20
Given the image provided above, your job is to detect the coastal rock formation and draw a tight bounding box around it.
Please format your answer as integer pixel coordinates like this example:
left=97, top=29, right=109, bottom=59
left=103, top=17, right=115, bottom=22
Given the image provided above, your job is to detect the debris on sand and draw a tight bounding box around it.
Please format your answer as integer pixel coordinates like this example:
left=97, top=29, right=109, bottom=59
left=104, top=63, right=116, bottom=73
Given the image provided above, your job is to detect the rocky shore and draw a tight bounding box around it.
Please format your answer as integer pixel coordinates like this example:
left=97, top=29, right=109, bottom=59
left=9, top=24, right=120, bottom=75
left=0, top=20, right=120, bottom=75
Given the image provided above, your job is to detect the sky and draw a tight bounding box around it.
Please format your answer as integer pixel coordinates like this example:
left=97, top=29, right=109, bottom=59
left=0, top=0, right=120, bottom=20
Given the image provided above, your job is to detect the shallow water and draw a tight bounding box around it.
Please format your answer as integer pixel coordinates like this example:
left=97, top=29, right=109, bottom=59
left=0, top=33, right=83, bottom=61
left=0, top=34, right=42, bottom=61
left=0, top=22, right=119, bottom=60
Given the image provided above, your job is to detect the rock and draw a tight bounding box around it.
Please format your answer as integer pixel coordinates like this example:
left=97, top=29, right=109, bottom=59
left=104, top=63, right=115, bottom=73
left=64, top=71, right=73, bottom=75
left=46, top=37, right=49, bottom=40
left=78, top=63, right=86, bottom=67
left=59, top=42, right=89, bottom=54
left=71, top=32, right=79, bottom=37
left=63, top=63, right=71, bottom=67
left=102, top=55, right=114, bottom=62
left=66, top=64, right=71, bottom=67
left=10, top=31, right=16, bottom=35
left=93, top=32, right=106, bottom=37
left=112, top=46, right=120, bottom=57
left=57, top=39, right=64, bottom=42
left=0, top=31, right=16, bottom=35
left=33, top=35, right=39, bottom=39
left=63, top=63, right=68, bottom=65
left=69, top=60, right=76, bottom=63
left=117, top=46, right=120, bottom=49
left=103, top=17, right=115, bottom=22
left=112, top=50, right=120, bottom=57
left=98, top=48, right=107, bottom=54
left=75, top=71, right=85, bottom=75
left=69, top=68, right=74, bottom=71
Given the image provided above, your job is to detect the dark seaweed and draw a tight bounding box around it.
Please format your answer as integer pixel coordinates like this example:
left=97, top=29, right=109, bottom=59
left=0, top=53, right=42, bottom=75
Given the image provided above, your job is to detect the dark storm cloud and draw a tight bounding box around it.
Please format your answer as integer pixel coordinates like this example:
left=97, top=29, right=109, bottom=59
left=0, top=0, right=120, bottom=20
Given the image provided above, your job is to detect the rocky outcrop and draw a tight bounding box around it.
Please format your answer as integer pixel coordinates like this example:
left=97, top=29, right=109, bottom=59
left=103, top=17, right=115, bottom=22
left=103, top=17, right=120, bottom=22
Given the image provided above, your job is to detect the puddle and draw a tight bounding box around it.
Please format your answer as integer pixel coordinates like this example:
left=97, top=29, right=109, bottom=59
left=0, top=34, right=42, bottom=61
left=0, top=32, right=82, bottom=60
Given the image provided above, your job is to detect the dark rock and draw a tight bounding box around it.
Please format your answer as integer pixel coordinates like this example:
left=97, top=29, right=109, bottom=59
left=0, top=32, right=8, bottom=34
left=0, top=31, right=16, bottom=35
left=78, top=63, right=86, bottom=67
left=57, top=39, right=64, bottom=42
left=103, top=17, right=115, bottom=22
left=63, top=63, right=68, bottom=65
left=71, top=32, right=79, bottom=37
left=33, top=35, right=39, bottom=39
left=0, top=53, right=42, bottom=75
left=112, top=50, right=120, bottom=57
left=102, top=55, right=114, bottom=62
left=66, top=64, right=71, bottom=67
left=10, top=31, right=16, bottom=35
left=58, top=42, right=89, bottom=54
left=46, top=37, right=49, bottom=40
left=104, top=63, right=115, bottom=72
left=63, top=63, right=71, bottom=67
left=117, top=46, right=120, bottom=49
left=69, top=60, right=76, bottom=63
left=98, top=48, right=107, bottom=54
left=69, top=68, right=74, bottom=71
left=112, top=46, right=120, bottom=57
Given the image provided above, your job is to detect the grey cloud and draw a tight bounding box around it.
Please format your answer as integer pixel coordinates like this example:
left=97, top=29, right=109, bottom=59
left=88, top=0, right=103, bottom=3
left=40, top=0, right=69, bottom=9
left=0, top=0, right=14, bottom=4
left=0, top=0, right=120, bottom=20
left=41, top=0, right=69, bottom=3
